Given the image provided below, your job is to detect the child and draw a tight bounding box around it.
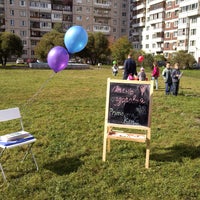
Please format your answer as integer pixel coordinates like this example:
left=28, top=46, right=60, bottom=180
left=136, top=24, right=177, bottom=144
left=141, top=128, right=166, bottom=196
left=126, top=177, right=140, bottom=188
left=112, top=61, right=118, bottom=76
left=162, top=61, right=172, bottom=95
left=127, top=74, right=134, bottom=80
left=138, top=67, right=146, bottom=81
left=171, top=62, right=182, bottom=96
left=151, top=61, right=160, bottom=90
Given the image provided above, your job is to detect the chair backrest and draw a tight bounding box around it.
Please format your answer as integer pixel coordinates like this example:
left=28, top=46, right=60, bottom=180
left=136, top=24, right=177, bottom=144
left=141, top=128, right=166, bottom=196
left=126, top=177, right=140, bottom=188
left=0, top=107, right=21, bottom=122
left=0, top=107, right=24, bottom=132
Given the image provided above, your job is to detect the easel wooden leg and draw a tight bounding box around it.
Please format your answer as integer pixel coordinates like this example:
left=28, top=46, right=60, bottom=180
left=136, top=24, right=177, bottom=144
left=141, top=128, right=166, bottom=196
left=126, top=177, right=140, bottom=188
left=145, top=129, right=151, bottom=168
left=145, top=143, right=150, bottom=169
left=102, top=132, right=107, bottom=162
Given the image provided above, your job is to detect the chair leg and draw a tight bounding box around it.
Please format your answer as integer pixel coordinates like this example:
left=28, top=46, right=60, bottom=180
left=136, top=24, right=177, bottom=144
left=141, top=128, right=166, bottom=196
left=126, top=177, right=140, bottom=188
left=22, top=144, right=39, bottom=171
left=0, top=163, right=7, bottom=182
left=0, top=148, right=7, bottom=182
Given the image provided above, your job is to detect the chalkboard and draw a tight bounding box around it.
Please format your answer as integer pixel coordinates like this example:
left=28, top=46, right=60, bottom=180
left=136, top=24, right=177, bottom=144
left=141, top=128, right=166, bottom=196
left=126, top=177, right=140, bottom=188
left=107, top=80, right=152, bottom=127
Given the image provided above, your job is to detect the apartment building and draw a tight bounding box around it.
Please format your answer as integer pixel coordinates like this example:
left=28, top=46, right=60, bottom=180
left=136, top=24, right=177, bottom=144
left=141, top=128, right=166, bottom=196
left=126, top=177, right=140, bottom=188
left=0, top=0, right=200, bottom=62
left=163, top=0, right=179, bottom=58
left=0, top=0, right=128, bottom=60
left=144, top=0, right=166, bottom=55
left=1, top=0, right=73, bottom=59
left=130, top=0, right=200, bottom=62
left=178, top=0, right=200, bottom=63
left=73, top=0, right=129, bottom=43
left=129, top=0, right=146, bottom=50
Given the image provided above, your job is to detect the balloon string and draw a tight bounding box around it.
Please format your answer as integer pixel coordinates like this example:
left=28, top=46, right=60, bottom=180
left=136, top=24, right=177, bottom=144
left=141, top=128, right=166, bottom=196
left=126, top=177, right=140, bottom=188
left=21, top=72, right=56, bottom=111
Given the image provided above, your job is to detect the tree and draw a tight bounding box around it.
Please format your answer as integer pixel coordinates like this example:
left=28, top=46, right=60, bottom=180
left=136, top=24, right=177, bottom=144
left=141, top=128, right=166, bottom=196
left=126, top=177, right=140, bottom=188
left=77, top=32, right=110, bottom=65
left=143, top=53, right=154, bottom=69
left=0, top=32, right=23, bottom=67
left=170, top=50, right=196, bottom=69
left=110, top=36, right=133, bottom=65
left=34, top=30, right=64, bottom=62
left=53, top=23, right=64, bottom=33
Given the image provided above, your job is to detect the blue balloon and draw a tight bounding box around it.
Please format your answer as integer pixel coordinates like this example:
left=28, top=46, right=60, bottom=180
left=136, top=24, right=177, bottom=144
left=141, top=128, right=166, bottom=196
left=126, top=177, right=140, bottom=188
left=47, top=46, right=69, bottom=73
left=64, top=26, right=88, bottom=54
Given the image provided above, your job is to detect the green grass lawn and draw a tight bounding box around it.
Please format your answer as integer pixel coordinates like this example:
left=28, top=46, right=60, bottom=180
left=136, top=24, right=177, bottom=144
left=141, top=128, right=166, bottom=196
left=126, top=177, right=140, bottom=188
left=0, top=67, right=200, bottom=200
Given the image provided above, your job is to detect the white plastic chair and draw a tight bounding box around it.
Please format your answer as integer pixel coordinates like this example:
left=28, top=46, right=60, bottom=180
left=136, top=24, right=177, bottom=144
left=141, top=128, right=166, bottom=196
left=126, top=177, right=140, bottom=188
left=0, top=107, right=38, bottom=182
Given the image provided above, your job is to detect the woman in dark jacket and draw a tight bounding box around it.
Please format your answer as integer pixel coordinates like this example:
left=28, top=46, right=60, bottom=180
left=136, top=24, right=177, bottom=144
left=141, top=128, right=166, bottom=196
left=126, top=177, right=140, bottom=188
left=123, top=53, right=137, bottom=80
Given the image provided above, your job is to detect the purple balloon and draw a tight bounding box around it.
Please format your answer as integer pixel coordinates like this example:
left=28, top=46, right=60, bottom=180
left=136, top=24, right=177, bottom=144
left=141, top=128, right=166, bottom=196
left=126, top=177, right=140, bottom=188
left=47, top=46, right=69, bottom=73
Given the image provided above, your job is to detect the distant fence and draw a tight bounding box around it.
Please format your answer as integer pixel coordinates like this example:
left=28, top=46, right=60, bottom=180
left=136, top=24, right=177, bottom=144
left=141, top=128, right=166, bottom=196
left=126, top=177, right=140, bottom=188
left=29, top=63, right=90, bottom=70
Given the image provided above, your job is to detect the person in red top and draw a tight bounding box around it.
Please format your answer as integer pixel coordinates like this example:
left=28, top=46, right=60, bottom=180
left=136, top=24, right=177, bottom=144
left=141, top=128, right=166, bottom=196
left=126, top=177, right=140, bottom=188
left=151, top=61, right=160, bottom=90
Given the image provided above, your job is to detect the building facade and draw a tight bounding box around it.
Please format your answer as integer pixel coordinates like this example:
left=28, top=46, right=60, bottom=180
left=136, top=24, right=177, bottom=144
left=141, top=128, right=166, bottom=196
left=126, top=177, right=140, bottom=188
left=0, top=0, right=200, bottom=62
left=130, top=0, right=200, bottom=62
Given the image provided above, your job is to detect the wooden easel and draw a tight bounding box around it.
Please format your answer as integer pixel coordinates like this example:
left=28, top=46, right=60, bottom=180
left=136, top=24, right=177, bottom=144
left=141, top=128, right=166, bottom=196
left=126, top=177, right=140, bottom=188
left=102, top=78, right=153, bottom=168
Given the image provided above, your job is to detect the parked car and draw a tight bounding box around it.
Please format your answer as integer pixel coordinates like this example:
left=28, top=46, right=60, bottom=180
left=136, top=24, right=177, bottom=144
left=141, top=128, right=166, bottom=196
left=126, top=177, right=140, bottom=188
left=26, top=58, right=37, bottom=64
left=16, top=58, right=24, bottom=64
left=192, top=63, right=200, bottom=69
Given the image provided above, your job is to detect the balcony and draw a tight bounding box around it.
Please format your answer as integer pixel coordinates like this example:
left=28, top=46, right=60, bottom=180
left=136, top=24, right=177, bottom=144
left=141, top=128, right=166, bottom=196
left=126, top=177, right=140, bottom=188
left=94, top=2, right=111, bottom=9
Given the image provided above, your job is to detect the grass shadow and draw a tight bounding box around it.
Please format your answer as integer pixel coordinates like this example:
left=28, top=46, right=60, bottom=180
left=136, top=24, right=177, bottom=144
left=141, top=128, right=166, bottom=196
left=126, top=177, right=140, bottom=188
left=44, top=156, right=84, bottom=175
left=151, top=144, right=200, bottom=163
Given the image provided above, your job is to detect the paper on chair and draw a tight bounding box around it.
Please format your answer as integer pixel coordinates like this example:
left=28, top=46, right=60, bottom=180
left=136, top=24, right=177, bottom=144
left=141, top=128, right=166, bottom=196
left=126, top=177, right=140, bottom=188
left=0, top=131, right=30, bottom=142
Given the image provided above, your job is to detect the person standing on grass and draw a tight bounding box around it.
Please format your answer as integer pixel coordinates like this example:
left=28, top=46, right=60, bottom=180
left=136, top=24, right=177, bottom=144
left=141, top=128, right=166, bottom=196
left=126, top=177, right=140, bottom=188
left=123, top=53, right=137, bottom=80
left=171, top=62, right=182, bottom=96
left=162, top=61, right=172, bottom=95
left=138, top=67, right=146, bottom=81
left=151, top=61, right=160, bottom=90
left=112, top=61, right=118, bottom=76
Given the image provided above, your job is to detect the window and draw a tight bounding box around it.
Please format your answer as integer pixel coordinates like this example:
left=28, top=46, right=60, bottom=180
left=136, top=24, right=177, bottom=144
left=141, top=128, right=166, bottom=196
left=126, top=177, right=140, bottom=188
left=22, top=40, right=27, bottom=46
left=20, top=1, right=26, bottom=6
left=20, top=31, right=27, bottom=37
left=113, top=20, right=117, bottom=25
left=121, top=29, right=126, bottom=33
left=167, top=1, right=172, bottom=7
left=10, top=10, right=14, bottom=16
left=23, top=50, right=27, bottom=55
left=190, top=40, right=195, bottom=46
left=53, top=13, right=62, bottom=19
left=122, top=20, right=126, bottom=25
left=173, top=31, right=177, bottom=37
left=76, top=7, right=82, bottom=12
left=191, top=18, right=197, bottom=23
left=175, top=0, right=179, bottom=5
left=76, top=16, right=82, bottom=21
left=20, top=11, right=26, bottom=17
left=166, top=22, right=170, bottom=28
left=10, top=0, right=14, bottom=5
left=166, top=12, right=171, bottom=18
left=165, top=43, right=169, bottom=48
left=191, top=29, right=196, bottom=35
left=175, top=10, right=179, bottom=17
left=174, top=21, right=178, bottom=27
left=165, top=32, right=170, bottom=38
left=31, top=40, right=37, bottom=46
left=10, top=19, right=14, bottom=26
left=86, top=7, right=90, bottom=12
left=164, top=53, right=169, bottom=58
left=21, top=21, right=26, bottom=26
left=122, top=12, right=126, bottom=17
